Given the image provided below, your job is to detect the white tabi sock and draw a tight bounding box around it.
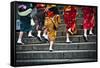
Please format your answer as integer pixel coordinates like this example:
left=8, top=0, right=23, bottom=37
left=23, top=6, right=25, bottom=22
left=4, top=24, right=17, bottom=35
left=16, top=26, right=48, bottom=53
left=17, top=31, right=23, bottom=43
left=49, top=41, right=53, bottom=50
left=28, top=30, right=34, bottom=37
left=89, top=29, right=93, bottom=35
left=17, top=38, right=23, bottom=43
left=37, top=30, right=41, bottom=37
left=68, top=28, right=73, bottom=34
left=84, top=29, right=87, bottom=38
left=43, top=33, right=48, bottom=40
left=66, top=33, right=71, bottom=42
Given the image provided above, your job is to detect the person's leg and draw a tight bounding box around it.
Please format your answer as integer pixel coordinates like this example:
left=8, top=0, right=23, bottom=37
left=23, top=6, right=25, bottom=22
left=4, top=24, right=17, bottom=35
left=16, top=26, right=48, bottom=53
left=37, top=16, right=44, bottom=41
left=66, top=32, right=71, bottom=43
left=66, top=24, right=72, bottom=43
left=28, top=30, right=34, bottom=37
left=35, top=15, right=42, bottom=41
left=48, top=31, right=56, bottom=51
left=49, top=41, right=54, bottom=51
left=36, top=24, right=42, bottom=41
left=43, top=28, right=48, bottom=40
left=89, top=16, right=95, bottom=35
left=89, top=28, right=93, bottom=35
left=68, top=28, right=73, bottom=35
left=83, top=28, right=88, bottom=41
left=17, top=31, right=24, bottom=44
left=83, top=17, right=88, bottom=42
left=37, top=30, right=42, bottom=39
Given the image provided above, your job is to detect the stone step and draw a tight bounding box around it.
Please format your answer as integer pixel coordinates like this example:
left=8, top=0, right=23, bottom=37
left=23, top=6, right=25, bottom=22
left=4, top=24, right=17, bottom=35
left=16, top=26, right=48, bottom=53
left=16, top=50, right=96, bottom=59
left=17, top=35, right=96, bottom=44
left=16, top=28, right=96, bottom=39
left=16, top=59, right=97, bottom=66
left=56, top=35, right=96, bottom=42
left=16, top=58, right=97, bottom=65
left=16, top=42, right=96, bottom=51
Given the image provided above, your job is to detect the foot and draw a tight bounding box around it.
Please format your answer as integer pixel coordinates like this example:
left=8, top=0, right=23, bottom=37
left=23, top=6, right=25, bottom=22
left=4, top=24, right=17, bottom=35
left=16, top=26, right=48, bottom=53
left=66, top=40, right=72, bottom=43
left=68, top=31, right=73, bottom=35
left=43, top=34, right=48, bottom=39
left=83, top=36, right=88, bottom=42
left=89, top=33, right=94, bottom=35
left=37, top=35, right=42, bottom=41
left=42, top=36, right=48, bottom=41
left=17, top=42, right=24, bottom=45
left=89, top=30, right=94, bottom=35
left=68, top=29, right=73, bottom=35
left=49, top=48, right=53, bottom=52
left=28, top=35, right=35, bottom=38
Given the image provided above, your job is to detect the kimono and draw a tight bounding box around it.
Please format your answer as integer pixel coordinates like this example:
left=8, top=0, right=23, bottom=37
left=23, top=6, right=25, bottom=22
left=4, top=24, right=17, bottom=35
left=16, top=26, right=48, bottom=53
left=64, top=6, right=77, bottom=33
left=18, top=4, right=33, bottom=32
left=44, top=15, right=61, bottom=41
left=35, top=4, right=45, bottom=30
left=82, top=7, right=95, bottom=30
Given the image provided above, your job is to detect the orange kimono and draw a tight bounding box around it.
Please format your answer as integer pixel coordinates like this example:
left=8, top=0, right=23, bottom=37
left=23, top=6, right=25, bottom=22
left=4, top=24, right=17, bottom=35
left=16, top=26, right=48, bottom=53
left=44, top=15, right=61, bottom=41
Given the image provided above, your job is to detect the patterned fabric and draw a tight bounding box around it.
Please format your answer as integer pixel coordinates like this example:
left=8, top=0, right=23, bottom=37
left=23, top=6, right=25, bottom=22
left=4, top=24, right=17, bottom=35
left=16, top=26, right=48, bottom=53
left=18, top=3, right=32, bottom=32
left=35, top=4, right=45, bottom=30
left=44, top=15, right=61, bottom=41
left=82, top=7, right=95, bottom=29
left=64, top=6, right=77, bottom=32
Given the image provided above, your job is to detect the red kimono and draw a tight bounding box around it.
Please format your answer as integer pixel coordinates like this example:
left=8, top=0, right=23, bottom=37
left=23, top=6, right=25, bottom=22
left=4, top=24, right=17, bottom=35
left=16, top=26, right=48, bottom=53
left=82, top=7, right=95, bottom=30
left=64, top=6, right=77, bottom=32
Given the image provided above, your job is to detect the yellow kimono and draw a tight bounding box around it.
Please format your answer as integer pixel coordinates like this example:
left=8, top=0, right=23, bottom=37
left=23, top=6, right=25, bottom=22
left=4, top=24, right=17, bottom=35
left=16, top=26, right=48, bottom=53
left=44, top=15, right=61, bottom=41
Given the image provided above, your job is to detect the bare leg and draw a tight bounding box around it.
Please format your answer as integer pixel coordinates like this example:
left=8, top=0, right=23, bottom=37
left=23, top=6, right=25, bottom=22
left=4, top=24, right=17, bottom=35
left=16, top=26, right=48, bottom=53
left=49, top=41, right=54, bottom=51
left=17, top=31, right=24, bottom=44
left=68, top=28, right=73, bottom=35
left=83, top=29, right=88, bottom=41
left=28, top=30, right=34, bottom=37
left=37, top=30, right=42, bottom=40
left=89, top=28, right=93, bottom=35
left=43, top=29, right=48, bottom=40
left=66, top=32, right=71, bottom=43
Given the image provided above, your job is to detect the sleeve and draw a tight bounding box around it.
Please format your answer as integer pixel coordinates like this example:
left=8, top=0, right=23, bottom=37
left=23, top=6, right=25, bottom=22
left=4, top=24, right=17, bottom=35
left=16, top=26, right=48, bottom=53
left=18, top=8, right=32, bottom=16
left=44, top=17, right=48, bottom=28
left=30, top=8, right=37, bottom=18
left=57, top=15, right=61, bottom=24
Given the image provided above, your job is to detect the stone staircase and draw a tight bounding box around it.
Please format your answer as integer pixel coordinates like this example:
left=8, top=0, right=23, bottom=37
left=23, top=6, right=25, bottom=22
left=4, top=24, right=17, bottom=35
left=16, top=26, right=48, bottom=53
left=16, top=6, right=97, bottom=66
